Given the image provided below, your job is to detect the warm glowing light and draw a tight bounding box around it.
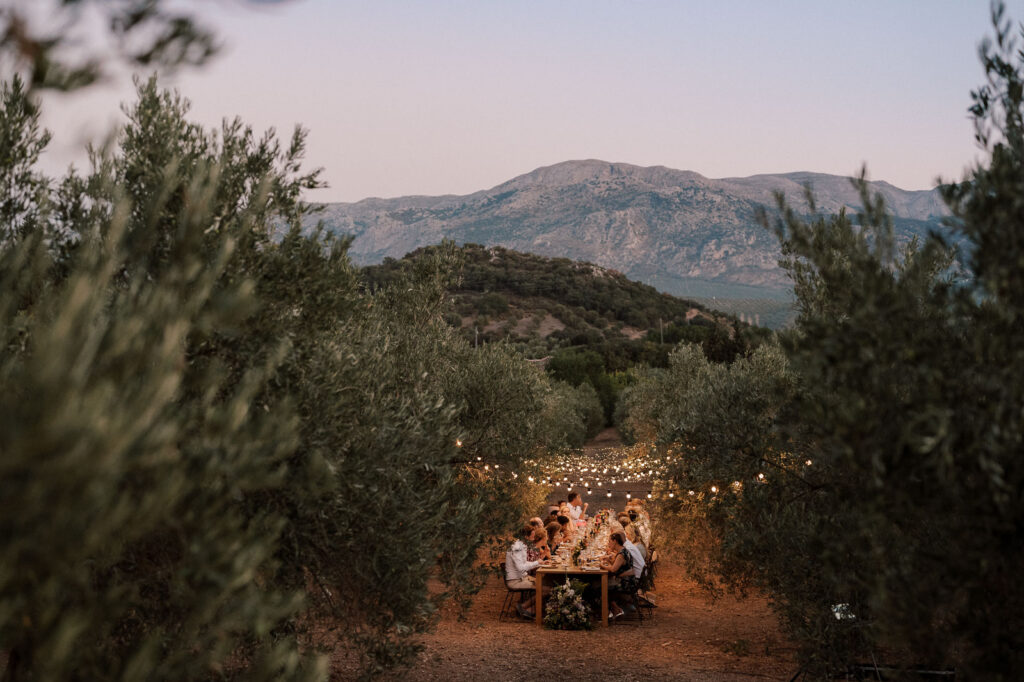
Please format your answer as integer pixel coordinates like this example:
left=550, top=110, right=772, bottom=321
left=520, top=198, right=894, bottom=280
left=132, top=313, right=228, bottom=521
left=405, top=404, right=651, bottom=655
left=711, top=485, right=718, bottom=493
left=626, top=492, right=631, bottom=499
left=669, top=492, right=675, bottom=498
left=805, top=459, right=812, bottom=466
left=757, top=472, right=765, bottom=480
left=606, top=491, right=612, bottom=497
left=455, top=439, right=462, bottom=447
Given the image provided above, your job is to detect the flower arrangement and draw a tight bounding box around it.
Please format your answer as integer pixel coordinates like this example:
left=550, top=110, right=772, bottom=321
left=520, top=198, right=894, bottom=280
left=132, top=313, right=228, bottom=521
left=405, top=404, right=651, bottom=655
left=543, top=579, right=592, bottom=630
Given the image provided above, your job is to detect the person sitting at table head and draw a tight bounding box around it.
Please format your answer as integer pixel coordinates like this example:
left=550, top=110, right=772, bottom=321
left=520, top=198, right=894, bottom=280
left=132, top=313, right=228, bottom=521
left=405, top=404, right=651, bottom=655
left=505, top=525, right=544, bottom=618
left=600, top=531, right=637, bottom=619
left=567, top=492, right=588, bottom=522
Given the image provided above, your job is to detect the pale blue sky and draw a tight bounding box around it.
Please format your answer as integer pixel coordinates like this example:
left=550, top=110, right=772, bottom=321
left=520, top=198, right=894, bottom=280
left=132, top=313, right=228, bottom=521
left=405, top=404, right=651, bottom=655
left=37, top=0, right=1024, bottom=201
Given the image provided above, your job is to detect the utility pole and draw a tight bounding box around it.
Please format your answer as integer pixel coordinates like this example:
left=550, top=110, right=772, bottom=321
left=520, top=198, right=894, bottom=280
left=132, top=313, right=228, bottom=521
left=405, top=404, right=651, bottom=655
left=659, top=317, right=664, bottom=345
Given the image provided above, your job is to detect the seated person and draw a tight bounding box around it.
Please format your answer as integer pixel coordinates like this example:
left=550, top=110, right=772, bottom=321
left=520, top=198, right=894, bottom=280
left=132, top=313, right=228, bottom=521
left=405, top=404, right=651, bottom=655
left=617, top=514, right=638, bottom=544
left=532, top=525, right=551, bottom=561
left=600, top=531, right=643, bottom=619
left=505, top=525, right=546, bottom=618
left=545, top=521, right=561, bottom=553
left=622, top=532, right=647, bottom=582
left=567, top=491, right=588, bottom=526
left=556, top=514, right=576, bottom=545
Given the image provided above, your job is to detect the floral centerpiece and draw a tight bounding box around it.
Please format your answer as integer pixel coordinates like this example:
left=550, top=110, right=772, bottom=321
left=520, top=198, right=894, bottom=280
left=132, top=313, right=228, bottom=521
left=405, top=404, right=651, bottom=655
left=543, top=579, right=592, bottom=630
left=570, top=534, right=589, bottom=565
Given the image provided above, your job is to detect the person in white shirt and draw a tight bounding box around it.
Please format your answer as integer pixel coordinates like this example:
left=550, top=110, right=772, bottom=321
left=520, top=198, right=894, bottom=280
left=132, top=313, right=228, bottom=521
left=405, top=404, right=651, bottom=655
left=505, top=525, right=543, bottom=618
left=567, top=492, right=588, bottom=526
left=622, top=536, right=646, bottom=579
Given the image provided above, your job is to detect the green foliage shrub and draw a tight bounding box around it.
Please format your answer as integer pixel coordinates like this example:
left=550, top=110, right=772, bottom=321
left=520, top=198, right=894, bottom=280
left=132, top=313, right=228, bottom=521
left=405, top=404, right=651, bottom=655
left=0, top=76, right=572, bottom=680
left=630, top=11, right=1024, bottom=677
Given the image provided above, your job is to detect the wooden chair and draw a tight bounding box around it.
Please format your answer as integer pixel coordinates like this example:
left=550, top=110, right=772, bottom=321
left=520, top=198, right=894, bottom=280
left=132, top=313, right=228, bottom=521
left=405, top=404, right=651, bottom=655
left=498, top=562, right=534, bottom=621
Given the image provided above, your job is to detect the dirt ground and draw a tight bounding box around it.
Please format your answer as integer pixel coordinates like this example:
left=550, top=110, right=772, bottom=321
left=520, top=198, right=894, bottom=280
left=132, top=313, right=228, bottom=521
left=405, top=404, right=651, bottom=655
left=331, top=429, right=798, bottom=681
left=331, top=559, right=797, bottom=681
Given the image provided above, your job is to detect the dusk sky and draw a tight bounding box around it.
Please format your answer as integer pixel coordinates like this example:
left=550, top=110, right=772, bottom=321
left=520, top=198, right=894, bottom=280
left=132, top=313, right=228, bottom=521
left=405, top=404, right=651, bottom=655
left=37, top=0, right=1024, bottom=202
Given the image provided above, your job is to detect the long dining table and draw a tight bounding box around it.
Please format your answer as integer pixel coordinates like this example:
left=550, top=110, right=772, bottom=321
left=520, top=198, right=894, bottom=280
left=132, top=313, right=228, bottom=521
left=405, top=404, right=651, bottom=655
left=534, top=564, right=610, bottom=626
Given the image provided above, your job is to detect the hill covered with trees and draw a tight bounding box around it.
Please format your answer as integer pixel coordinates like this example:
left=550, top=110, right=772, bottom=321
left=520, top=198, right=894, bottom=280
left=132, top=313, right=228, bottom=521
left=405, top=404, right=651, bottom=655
left=362, top=244, right=772, bottom=420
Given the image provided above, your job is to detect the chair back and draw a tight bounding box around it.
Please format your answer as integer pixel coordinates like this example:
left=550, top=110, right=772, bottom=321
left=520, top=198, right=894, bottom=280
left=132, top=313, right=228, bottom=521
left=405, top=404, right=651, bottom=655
left=638, top=561, right=654, bottom=592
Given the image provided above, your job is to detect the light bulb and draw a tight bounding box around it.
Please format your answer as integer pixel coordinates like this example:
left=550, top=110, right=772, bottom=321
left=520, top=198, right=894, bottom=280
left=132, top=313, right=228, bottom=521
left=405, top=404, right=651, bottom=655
left=711, top=485, right=718, bottom=494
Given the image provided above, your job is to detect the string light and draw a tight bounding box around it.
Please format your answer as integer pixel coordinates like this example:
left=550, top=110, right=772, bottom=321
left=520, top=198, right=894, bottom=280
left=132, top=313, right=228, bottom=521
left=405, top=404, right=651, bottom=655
left=455, top=439, right=462, bottom=447
left=805, top=459, right=813, bottom=466
left=711, top=485, right=718, bottom=494
left=626, top=492, right=631, bottom=499
left=606, top=490, right=612, bottom=497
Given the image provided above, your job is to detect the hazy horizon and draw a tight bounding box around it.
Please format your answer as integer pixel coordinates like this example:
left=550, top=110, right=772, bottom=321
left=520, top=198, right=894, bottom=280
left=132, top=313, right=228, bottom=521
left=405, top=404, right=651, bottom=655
left=35, top=0, right=1024, bottom=202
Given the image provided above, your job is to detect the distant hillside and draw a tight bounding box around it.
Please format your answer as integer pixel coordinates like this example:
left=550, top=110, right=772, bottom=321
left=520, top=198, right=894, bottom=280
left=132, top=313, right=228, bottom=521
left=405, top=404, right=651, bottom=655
left=316, top=160, right=953, bottom=302
left=361, top=244, right=769, bottom=370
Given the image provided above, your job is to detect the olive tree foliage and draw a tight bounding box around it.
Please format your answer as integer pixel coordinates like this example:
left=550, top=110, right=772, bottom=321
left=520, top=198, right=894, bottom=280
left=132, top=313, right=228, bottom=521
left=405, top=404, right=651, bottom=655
left=536, top=380, right=604, bottom=450
left=0, top=76, right=325, bottom=681
left=1, top=74, right=569, bottom=680
left=0, top=0, right=288, bottom=92
left=637, top=8, right=1024, bottom=677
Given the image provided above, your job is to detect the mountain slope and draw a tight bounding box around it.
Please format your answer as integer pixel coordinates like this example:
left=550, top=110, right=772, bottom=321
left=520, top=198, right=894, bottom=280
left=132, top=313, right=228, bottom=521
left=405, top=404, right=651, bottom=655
left=315, top=160, right=952, bottom=293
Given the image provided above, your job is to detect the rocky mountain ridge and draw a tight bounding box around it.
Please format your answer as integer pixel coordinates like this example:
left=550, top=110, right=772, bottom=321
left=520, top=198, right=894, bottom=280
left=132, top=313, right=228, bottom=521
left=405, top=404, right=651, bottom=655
left=312, top=160, right=952, bottom=296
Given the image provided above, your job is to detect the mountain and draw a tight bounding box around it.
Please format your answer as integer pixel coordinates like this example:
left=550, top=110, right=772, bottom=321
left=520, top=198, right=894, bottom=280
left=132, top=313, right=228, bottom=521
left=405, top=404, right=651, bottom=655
left=312, top=160, right=952, bottom=298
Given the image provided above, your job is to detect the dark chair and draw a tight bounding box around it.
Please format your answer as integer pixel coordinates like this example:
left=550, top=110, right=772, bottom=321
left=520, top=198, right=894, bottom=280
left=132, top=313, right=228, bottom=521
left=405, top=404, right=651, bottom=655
left=498, top=562, right=534, bottom=622
left=612, top=568, right=653, bottom=625
left=646, top=549, right=659, bottom=590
